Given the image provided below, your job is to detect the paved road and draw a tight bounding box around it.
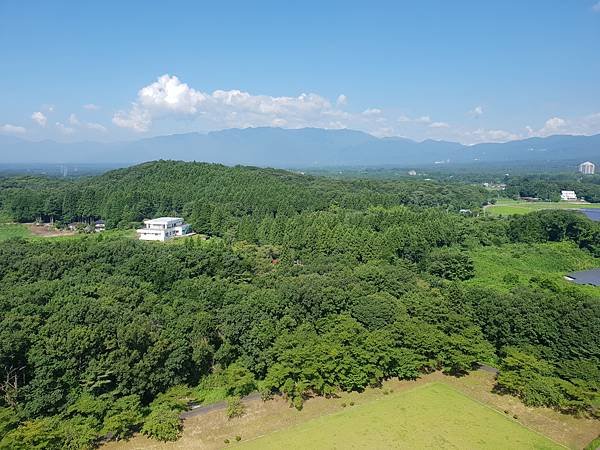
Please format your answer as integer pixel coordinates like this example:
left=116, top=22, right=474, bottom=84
left=180, top=392, right=262, bottom=419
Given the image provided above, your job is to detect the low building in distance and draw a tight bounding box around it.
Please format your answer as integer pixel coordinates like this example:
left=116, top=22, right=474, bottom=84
left=578, top=161, right=595, bottom=174
left=560, top=190, right=578, bottom=201
left=407, top=170, right=417, bottom=176
left=94, top=220, right=106, bottom=232
left=137, top=217, right=192, bottom=241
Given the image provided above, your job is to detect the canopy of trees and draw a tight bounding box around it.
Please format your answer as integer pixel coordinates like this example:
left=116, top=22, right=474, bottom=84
left=0, top=161, right=598, bottom=448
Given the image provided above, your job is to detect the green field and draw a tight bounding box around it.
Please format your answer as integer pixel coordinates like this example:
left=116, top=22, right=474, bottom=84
left=236, top=383, right=561, bottom=449
left=486, top=199, right=600, bottom=216
left=0, top=223, right=31, bottom=240
left=467, top=242, right=599, bottom=295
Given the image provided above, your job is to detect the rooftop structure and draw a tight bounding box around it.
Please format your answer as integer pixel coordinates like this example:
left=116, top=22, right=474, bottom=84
left=137, top=217, right=192, bottom=241
left=564, top=269, right=600, bottom=286
left=578, top=161, right=595, bottom=175
left=560, top=190, right=577, bottom=201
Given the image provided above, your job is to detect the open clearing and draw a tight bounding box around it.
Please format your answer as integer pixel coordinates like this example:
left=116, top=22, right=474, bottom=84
left=236, top=383, right=561, bottom=450
left=486, top=199, right=600, bottom=216
left=467, top=242, right=600, bottom=295
left=0, top=223, right=31, bottom=240
left=104, top=371, right=599, bottom=450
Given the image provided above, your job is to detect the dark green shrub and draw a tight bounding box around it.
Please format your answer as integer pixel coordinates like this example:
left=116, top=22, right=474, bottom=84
left=141, top=406, right=182, bottom=442
left=226, top=397, right=246, bottom=419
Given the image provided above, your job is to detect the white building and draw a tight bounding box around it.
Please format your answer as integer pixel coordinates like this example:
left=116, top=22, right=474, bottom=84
left=560, top=190, right=577, bottom=201
left=579, top=161, right=595, bottom=175
left=137, top=217, right=192, bottom=241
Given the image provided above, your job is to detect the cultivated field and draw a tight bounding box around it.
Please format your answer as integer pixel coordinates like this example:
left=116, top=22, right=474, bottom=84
left=486, top=199, right=600, bottom=216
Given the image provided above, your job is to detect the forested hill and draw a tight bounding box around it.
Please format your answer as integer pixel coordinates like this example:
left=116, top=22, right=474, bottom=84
left=0, top=160, right=489, bottom=229
left=0, top=160, right=599, bottom=448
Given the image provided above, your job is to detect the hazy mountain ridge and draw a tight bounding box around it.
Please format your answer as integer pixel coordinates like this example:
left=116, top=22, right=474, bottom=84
left=1, top=127, right=598, bottom=167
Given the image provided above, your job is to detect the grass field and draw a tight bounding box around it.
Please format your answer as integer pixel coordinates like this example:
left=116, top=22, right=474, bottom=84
left=0, top=223, right=31, bottom=240
left=486, top=199, right=600, bottom=216
left=236, top=383, right=562, bottom=450
left=467, top=241, right=599, bottom=295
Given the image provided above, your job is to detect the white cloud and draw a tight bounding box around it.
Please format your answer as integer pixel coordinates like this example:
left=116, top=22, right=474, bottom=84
left=55, top=122, right=75, bottom=134
left=114, top=74, right=343, bottom=133
left=68, top=113, right=81, bottom=126
left=113, top=104, right=152, bottom=132
left=593, top=1, right=600, bottom=12
left=336, top=94, right=347, bottom=106
left=0, top=124, right=26, bottom=134
left=66, top=112, right=107, bottom=132
left=525, top=113, right=600, bottom=138
left=85, top=122, right=107, bottom=132
left=429, top=121, right=450, bottom=129
left=362, top=108, right=382, bottom=116
left=536, top=117, right=568, bottom=137
left=469, top=105, right=483, bottom=117
left=463, top=128, right=520, bottom=144
left=83, top=103, right=100, bottom=110
left=397, top=115, right=432, bottom=124
left=31, top=111, right=47, bottom=127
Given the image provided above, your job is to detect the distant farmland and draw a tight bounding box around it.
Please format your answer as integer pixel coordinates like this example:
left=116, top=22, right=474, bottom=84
left=486, top=199, right=600, bottom=216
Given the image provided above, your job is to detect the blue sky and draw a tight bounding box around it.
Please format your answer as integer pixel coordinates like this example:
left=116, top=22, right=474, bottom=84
left=1, top=0, right=599, bottom=144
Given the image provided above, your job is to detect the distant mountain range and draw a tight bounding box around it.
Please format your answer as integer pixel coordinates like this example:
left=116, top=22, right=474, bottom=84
left=1, top=127, right=598, bottom=167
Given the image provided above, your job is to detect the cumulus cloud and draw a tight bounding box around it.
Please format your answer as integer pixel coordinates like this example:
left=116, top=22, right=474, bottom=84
left=83, top=103, right=100, bottom=110
left=32, top=111, right=47, bottom=127
left=535, top=117, right=568, bottom=137
left=0, top=124, right=26, bottom=134
left=397, top=115, right=432, bottom=124
left=463, top=128, right=520, bottom=144
left=429, top=121, right=450, bottom=129
left=113, top=104, right=152, bottom=132
left=113, top=74, right=345, bottom=132
left=55, top=122, right=75, bottom=134
left=66, top=113, right=107, bottom=132
left=593, top=1, right=600, bottom=12
left=85, top=122, right=107, bottom=132
left=362, top=108, right=382, bottom=116
left=68, top=113, right=81, bottom=126
left=469, top=105, right=483, bottom=117
left=336, top=94, right=347, bottom=106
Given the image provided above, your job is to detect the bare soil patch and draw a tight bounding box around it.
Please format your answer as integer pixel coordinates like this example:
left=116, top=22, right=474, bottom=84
left=26, top=223, right=76, bottom=237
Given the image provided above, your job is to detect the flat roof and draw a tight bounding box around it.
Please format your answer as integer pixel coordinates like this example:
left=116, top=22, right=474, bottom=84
left=144, top=217, right=184, bottom=224
left=565, top=269, right=600, bottom=286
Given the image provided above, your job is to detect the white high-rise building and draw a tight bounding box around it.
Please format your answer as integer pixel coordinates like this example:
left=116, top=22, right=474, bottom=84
left=137, top=217, right=191, bottom=241
left=579, top=161, right=595, bottom=175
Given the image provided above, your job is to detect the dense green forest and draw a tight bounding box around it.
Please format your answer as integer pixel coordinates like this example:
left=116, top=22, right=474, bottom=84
left=0, top=161, right=599, bottom=448
left=504, top=173, right=600, bottom=202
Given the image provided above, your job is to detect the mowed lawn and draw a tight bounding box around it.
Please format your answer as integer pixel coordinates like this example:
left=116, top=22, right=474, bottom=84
left=0, top=223, right=31, bottom=240
left=236, top=383, right=562, bottom=450
left=486, top=199, right=600, bottom=216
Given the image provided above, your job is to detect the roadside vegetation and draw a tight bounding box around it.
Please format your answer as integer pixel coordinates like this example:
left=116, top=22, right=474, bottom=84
left=0, top=161, right=598, bottom=449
